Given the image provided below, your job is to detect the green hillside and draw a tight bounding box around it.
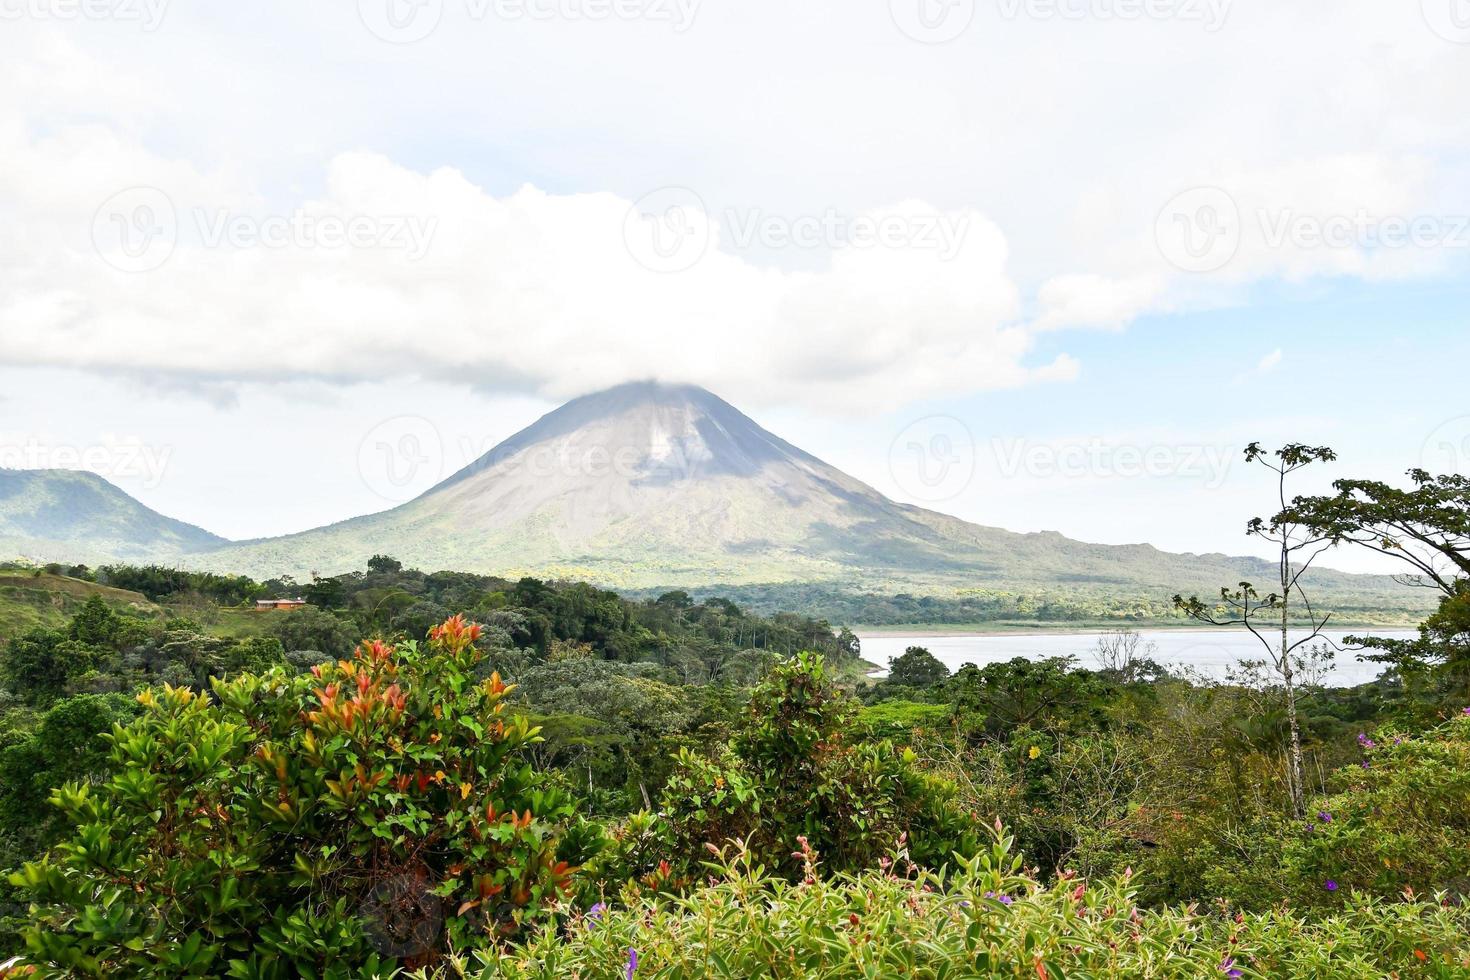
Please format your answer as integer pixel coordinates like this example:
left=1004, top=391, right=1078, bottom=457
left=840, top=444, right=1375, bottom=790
left=0, top=470, right=225, bottom=566
left=0, top=570, right=159, bottom=643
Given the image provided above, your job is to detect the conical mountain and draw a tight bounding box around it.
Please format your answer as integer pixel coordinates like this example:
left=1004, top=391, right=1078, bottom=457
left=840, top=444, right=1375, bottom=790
left=196, top=382, right=1380, bottom=597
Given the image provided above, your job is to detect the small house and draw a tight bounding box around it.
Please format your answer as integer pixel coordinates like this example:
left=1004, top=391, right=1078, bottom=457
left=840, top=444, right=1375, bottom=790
left=255, top=598, right=307, bottom=611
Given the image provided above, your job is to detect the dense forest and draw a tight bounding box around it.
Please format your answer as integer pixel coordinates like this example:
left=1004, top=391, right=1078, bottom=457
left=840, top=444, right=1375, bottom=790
left=0, top=455, right=1467, bottom=976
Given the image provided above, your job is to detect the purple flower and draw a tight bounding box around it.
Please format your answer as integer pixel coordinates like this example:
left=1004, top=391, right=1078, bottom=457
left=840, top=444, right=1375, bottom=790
left=626, top=947, right=638, bottom=980
left=1356, top=733, right=1375, bottom=749
left=587, top=902, right=606, bottom=924
left=1317, top=811, right=1332, bottom=823
left=1462, top=706, right=1470, bottom=716
left=1325, top=880, right=1338, bottom=892
left=1220, top=956, right=1243, bottom=978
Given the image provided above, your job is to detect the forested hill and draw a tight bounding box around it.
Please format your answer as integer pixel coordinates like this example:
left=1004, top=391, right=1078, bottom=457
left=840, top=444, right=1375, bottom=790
left=0, top=469, right=224, bottom=565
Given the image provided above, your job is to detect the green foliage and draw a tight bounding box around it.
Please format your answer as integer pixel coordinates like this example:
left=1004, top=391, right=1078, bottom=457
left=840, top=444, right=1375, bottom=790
left=67, top=595, right=119, bottom=646
left=0, top=694, right=139, bottom=851
left=12, top=616, right=586, bottom=976
left=1, top=628, right=82, bottom=705
left=367, top=555, right=405, bottom=575
left=1347, top=582, right=1470, bottom=716
left=856, top=700, right=951, bottom=741
left=946, top=657, right=1112, bottom=736
left=516, top=659, right=697, bottom=810
left=1284, top=712, right=1470, bottom=906
left=883, top=645, right=949, bottom=689
left=0, top=694, right=139, bottom=950
left=2, top=554, right=1467, bottom=974
left=269, top=605, right=358, bottom=660
left=659, top=652, right=979, bottom=880
left=95, top=565, right=264, bottom=606
left=459, top=829, right=1470, bottom=979
left=1288, top=467, right=1470, bottom=694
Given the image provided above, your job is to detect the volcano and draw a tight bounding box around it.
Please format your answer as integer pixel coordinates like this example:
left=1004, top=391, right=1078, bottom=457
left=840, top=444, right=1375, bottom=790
left=189, top=382, right=1385, bottom=598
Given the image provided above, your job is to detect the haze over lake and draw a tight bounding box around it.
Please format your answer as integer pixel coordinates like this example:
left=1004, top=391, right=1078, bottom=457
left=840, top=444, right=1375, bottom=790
left=857, top=629, right=1419, bottom=687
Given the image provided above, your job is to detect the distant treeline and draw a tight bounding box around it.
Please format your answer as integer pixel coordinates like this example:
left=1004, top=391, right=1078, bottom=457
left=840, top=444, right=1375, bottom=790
left=645, top=583, right=1185, bottom=625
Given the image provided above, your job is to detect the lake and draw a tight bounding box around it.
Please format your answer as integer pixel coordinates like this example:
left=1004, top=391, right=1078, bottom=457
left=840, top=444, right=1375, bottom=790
left=856, top=628, right=1419, bottom=687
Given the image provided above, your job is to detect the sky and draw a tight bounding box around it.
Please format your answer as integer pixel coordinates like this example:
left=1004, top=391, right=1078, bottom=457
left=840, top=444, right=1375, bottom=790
left=1, top=1, right=1468, bottom=572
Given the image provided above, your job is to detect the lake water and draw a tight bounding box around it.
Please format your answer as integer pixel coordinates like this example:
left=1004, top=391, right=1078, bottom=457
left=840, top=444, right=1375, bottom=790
left=856, top=628, right=1419, bottom=687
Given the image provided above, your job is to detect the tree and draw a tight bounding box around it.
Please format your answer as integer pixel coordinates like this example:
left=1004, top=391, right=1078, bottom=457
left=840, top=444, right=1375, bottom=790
left=366, top=554, right=404, bottom=575
left=69, top=595, right=119, bottom=646
left=302, top=575, right=347, bottom=609
left=1287, top=468, right=1470, bottom=683
left=0, top=694, right=138, bottom=852
left=1091, top=629, right=1164, bottom=684
left=946, top=657, right=1108, bottom=735
left=886, top=646, right=949, bottom=689
left=1175, top=443, right=1338, bottom=817
left=270, top=606, right=357, bottom=659
left=1287, top=469, right=1470, bottom=595
left=2, top=629, right=91, bottom=705
left=392, top=599, right=453, bottom=641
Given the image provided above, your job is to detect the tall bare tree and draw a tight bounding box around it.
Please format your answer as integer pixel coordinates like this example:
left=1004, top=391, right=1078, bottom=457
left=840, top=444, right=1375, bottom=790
left=1174, top=443, right=1337, bottom=817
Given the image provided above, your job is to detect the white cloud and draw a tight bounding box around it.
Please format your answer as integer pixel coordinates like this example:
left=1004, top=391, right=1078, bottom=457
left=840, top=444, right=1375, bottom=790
left=0, top=146, right=1065, bottom=413
left=1257, top=348, right=1283, bottom=374
left=1, top=3, right=1469, bottom=413
left=1031, top=274, right=1166, bottom=332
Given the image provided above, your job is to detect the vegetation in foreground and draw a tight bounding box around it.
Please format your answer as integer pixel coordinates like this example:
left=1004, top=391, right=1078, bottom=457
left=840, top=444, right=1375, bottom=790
left=470, top=834, right=1470, bottom=979
left=6, top=610, right=1470, bottom=977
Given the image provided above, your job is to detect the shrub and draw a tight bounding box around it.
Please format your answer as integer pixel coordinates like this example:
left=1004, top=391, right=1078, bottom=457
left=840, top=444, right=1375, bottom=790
left=657, top=652, right=979, bottom=880
left=455, top=828, right=1470, bottom=979
left=1284, top=711, right=1470, bottom=905
left=12, top=616, right=591, bottom=977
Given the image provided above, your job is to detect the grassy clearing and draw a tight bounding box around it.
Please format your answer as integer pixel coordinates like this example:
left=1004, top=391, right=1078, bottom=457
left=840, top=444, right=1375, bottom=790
left=0, top=573, right=158, bottom=643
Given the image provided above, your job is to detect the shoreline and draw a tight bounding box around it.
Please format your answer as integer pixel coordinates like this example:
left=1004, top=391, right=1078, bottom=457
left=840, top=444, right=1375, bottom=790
left=851, top=621, right=1412, bottom=637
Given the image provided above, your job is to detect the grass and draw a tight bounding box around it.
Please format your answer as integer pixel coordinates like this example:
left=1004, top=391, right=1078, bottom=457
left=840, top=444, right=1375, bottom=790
left=0, top=572, right=159, bottom=643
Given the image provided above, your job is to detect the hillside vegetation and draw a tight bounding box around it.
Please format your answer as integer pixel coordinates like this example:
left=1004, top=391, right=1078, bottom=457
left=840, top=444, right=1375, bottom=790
left=0, top=572, right=157, bottom=644
left=0, top=470, right=223, bottom=566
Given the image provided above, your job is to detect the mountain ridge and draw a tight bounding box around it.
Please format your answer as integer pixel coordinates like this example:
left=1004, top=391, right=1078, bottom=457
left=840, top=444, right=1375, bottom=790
left=0, top=468, right=225, bottom=565
left=177, top=383, right=1409, bottom=603
left=0, top=384, right=1423, bottom=610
